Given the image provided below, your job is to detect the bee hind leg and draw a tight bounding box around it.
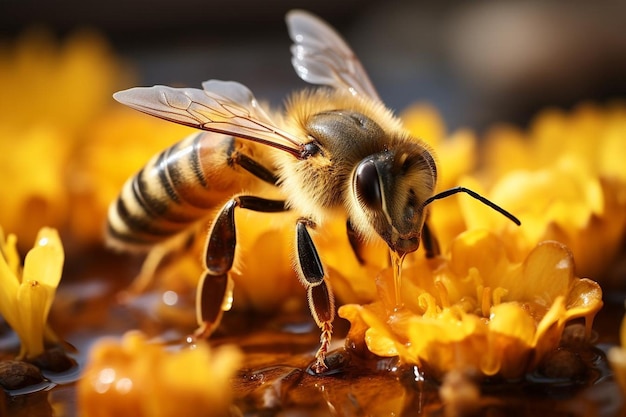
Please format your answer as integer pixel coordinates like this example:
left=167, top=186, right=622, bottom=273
left=194, top=195, right=287, bottom=339
left=122, top=232, right=195, bottom=300
left=296, top=218, right=335, bottom=374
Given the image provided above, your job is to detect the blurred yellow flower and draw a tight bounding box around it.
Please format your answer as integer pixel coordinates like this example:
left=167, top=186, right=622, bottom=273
left=0, top=28, right=126, bottom=134
left=469, top=102, right=626, bottom=281
left=401, top=104, right=478, bottom=251
left=401, top=103, right=477, bottom=190
left=482, top=102, right=626, bottom=182
left=146, top=210, right=303, bottom=323
left=67, top=107, right=195, bottom=245
left=0, top=227, right=64, bottom=359
left=0, top=126, right=72, bottom=247
left=399, top=102, right=626, bottom=286
left=78, top=331, right=242, bottom=417
left=0, top=29, right=130, bottom=247
left=339, top=230, right=603, bottom=379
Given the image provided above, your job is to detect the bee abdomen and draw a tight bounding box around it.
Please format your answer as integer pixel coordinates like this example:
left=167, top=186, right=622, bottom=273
left=107, top=133, right=238, bottom=248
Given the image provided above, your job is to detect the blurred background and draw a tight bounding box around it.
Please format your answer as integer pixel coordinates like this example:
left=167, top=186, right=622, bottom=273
left=1, top=0, right=626, bottom=251
left=1, top=3, right=625, bottom=415
left=2, top=0, right=626, bottom=131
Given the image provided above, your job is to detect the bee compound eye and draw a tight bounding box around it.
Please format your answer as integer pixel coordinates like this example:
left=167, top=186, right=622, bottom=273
left=302, top=141, right=322, bottom=158
left=404, top=189, right=418, bottom=221
left=354, top=160, right=382, bottom=211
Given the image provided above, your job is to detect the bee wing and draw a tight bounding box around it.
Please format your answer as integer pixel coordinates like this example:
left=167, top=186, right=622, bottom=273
left=286, top=10, right=381, bottom=102
left=113, top=80, right=304, bottom=158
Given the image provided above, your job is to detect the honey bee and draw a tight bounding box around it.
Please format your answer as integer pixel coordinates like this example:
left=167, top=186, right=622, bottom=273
left=108, top=10, right=520, bottom=373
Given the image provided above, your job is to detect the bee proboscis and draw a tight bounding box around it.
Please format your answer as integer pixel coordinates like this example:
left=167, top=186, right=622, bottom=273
left=109, top=10, right=520, bottom=373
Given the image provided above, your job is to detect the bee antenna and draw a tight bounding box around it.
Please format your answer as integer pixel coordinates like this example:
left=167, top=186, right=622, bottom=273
left=423, top=186, right=521, bottom=226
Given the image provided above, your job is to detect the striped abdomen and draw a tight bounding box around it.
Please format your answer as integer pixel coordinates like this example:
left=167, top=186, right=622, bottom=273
left=107, top=132, right=252, bottom=248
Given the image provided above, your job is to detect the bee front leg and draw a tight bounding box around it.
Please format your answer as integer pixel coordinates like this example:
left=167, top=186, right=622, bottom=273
left=421, top=219, right=441, bottom=259
left=194, top=195, right=287, bottom=338
left=346, top=219, right=366, bottom=265
left=296, top=218, right=335, bottom=374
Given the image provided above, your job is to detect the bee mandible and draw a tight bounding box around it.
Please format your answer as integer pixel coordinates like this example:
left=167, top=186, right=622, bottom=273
left=108, top=10, right=520, bottom=373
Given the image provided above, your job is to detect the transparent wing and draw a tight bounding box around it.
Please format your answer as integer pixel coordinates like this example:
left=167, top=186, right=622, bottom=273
left=286, top=9, right=381, bottom=101
left=113, top=80, right=304, bottom=158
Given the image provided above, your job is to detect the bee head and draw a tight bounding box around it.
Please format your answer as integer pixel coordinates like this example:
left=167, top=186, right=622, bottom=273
left=351, top=142, right=437, bottom=254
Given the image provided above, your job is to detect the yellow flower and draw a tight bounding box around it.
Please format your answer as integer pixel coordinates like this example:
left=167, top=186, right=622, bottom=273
left=471, top=102, right=626, bottom=281
left=482, top=102, right=626, bottom=182
left=0, top=28, right=127, bottom=134
left=77, top=331, right=242, bottom=417
left=0, top=227, right=64, bottom=359
left=400, top=102, right=626, bottom=284
left=0, top=29, right=131, bottom=247
left=339, top=230, right=603, bottom=379
left=0, top=126, right=74, bottom=248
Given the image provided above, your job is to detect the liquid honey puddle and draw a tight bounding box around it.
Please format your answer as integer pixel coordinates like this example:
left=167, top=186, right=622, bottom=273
left=0, top=249, right=624, bottom=417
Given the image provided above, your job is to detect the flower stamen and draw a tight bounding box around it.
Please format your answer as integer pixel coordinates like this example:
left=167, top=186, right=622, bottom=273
left=435, top=280, right=450, bottom=308
left=481, top=287, right=492, bottom=318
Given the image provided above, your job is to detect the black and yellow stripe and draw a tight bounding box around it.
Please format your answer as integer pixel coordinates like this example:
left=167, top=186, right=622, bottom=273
left=107, top=132, right=231, bottom=247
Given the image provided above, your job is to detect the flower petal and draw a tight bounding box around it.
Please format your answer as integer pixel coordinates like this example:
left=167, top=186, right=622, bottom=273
left=0, top=231, right=21, bottom=339
left=341, top=231, right=603, bottom=379
left=15, top=280, right=48, bottom=358
left=22, top=227, right=64, bottom=289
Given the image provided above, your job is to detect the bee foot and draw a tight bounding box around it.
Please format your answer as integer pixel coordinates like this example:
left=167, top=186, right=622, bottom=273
left=311, top=357, right=328, bottom=374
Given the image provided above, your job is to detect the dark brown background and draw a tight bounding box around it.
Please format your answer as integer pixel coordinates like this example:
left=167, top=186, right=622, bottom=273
left=2, top=0, right=626, bottom=131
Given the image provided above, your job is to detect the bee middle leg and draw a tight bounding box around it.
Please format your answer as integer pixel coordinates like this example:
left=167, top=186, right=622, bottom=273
left=296, top=218, right=335, bottom=374
left=194, top=195, right=287, bottom=338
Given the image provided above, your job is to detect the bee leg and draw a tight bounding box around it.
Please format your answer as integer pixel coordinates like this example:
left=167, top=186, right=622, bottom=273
left=296, top=218, right=335, bottom=374
left=346, top=219, right=366, bottom=265
left=194, top=195, right=287, bottom=338
left=118, top=232, right=196, bottom=305
left=421, top=220, right=441, bottom=258
left=122, top=243, right=170, bottom=296
left=128, top=232, right=195, bottom=294
left=231, top=151, right=280, bottom=186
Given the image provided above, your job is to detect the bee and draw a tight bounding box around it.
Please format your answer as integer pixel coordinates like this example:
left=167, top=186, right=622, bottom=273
left=108, top=10, right=520, bottom=373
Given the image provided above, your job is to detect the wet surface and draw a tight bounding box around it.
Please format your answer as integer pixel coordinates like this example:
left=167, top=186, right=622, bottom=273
left=0, top=247, right=625, bottom=417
